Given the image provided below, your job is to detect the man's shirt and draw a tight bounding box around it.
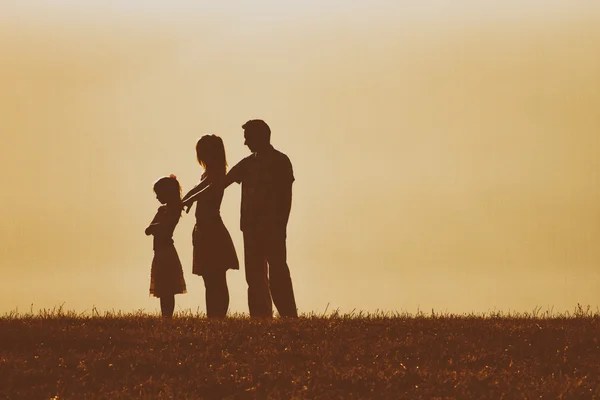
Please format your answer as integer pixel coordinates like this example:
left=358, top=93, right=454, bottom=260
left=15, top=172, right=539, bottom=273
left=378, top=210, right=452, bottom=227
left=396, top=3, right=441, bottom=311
left=228, top=145, right=294, bottom=232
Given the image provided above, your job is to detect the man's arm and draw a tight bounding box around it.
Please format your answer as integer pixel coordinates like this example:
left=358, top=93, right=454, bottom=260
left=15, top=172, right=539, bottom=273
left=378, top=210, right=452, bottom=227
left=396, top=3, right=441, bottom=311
left=223, top=173, right=237, bottom=189
left=224, top=158, right=247, bottom=188
left=270, top=155, right=294, bottom=230
left=275, top=183, right=293, bottom=227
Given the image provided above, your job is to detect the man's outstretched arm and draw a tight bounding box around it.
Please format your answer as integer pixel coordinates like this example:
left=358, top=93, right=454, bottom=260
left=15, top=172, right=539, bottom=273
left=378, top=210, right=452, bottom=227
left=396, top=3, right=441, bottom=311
left=223, top=173, right=237, bottom=189
left=224, top=158, right=247, bottom=188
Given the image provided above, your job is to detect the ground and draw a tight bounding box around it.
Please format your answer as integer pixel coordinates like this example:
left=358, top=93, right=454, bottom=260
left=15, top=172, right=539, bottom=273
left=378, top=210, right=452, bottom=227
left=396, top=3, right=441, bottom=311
left=1, top=308, right=599, bottom=399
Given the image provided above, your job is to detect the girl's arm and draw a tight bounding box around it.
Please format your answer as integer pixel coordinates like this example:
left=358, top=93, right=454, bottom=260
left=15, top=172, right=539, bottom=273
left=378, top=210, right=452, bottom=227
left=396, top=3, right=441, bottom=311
left=145, top=207, right=165, bottom=235
left=145, top=223, right=158, bottom=236
left=145, top=205, right=180, bottom=235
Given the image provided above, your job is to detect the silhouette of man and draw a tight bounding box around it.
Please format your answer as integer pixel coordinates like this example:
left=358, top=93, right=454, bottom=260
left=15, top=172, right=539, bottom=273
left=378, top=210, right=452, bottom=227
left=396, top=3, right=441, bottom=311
left=225, top=119, right=298, bottom=318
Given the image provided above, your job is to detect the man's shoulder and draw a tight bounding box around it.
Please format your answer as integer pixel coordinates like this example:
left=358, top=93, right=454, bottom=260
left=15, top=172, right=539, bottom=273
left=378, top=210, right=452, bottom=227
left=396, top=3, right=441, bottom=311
left=242, top=153, right=256, bottom=162
left=232, top=154, right=256, bottom=169
left=270, top=148, right=294, bottom=182
left=271, top=148, right=292, bottom=165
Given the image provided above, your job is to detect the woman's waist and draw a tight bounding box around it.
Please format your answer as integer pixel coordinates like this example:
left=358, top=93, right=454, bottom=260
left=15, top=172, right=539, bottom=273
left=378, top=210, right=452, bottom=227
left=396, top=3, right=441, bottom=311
left=153, top=238, right=175, bottom=250
left=194, top=210, right=223, bottom=221
left=193, top=217, right=229, bottom=235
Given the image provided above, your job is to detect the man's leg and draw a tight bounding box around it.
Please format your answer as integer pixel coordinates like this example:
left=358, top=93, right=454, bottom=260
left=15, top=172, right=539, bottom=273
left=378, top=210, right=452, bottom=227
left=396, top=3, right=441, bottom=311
left=243, top=231, right=273, bottom=318
left=266, top=232, right=298, bottom=318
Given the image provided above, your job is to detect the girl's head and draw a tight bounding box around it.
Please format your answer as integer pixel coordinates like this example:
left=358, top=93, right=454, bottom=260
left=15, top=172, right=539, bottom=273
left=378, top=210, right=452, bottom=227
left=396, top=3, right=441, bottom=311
left=196, top=134, right=227, bottom=177
left=153, top=174, right=181, bottom=205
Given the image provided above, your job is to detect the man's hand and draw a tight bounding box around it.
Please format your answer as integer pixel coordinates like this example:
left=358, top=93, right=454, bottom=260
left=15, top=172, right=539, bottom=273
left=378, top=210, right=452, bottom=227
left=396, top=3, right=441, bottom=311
left=145, top=226, right=153, bottom=236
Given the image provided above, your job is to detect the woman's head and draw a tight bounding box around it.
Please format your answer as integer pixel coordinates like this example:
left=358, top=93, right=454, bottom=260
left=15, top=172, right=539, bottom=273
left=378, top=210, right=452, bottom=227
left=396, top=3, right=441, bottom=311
left=196, top=134, right=227, bottom=176
left=153, top=174, right=182, bottom=204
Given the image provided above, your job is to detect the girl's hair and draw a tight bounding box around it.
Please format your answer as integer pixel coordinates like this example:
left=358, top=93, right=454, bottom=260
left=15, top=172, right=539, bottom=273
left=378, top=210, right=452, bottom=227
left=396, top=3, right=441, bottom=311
left=153, top=174, right=182, bottom=203
left=196, top=134, right=228, bottom=177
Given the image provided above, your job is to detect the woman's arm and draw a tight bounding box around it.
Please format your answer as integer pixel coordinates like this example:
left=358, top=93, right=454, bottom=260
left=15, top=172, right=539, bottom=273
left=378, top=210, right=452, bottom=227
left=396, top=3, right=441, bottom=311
left=182, top=178, right=215, bottom=213
left=182, top=178, right=210, bottom=203
left=182, top=184, right=212, bottom=206
left=182, top=174, right=231, bottom=213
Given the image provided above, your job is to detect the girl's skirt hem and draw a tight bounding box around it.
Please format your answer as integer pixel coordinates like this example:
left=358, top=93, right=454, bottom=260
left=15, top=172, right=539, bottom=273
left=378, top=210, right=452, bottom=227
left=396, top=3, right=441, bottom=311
left=150, top=245, right=187, bottom=298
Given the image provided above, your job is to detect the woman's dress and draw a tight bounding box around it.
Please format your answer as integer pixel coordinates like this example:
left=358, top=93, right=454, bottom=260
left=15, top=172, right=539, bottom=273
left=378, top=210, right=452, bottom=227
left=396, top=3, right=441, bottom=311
left=192, top=176, right=239, bottom=276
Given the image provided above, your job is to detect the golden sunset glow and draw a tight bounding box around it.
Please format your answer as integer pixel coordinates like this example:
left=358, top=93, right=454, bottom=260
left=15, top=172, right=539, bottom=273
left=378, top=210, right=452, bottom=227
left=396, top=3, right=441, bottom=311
left=2, top=1, right=600, bottom=315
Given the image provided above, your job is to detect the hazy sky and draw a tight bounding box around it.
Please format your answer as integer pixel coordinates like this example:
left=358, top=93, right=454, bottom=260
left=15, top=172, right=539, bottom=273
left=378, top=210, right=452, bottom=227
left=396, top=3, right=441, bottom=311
left=1, top=1, right=599, bottom=315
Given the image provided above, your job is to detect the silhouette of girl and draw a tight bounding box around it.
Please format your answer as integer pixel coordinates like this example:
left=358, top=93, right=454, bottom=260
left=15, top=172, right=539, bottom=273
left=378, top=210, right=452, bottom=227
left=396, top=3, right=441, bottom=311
left=182, top=135, right=239, bottom=318
left=145, top=175, right=187, bottom=318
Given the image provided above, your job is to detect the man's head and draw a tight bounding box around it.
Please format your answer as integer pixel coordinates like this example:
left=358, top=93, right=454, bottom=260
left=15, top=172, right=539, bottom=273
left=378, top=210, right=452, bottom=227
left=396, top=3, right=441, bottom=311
left=242, top=119, right=271, bottom=153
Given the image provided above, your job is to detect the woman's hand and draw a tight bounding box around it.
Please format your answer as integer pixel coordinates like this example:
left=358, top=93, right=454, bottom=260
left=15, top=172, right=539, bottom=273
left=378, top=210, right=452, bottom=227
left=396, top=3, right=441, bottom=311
left=182, top=199, right=193, bottom=214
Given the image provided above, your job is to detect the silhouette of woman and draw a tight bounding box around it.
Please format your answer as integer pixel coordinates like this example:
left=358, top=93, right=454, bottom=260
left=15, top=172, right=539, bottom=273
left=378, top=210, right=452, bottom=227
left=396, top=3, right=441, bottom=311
left=145, top=175, right=187, bottom=318
left=182, top=135, right=239, bottom=318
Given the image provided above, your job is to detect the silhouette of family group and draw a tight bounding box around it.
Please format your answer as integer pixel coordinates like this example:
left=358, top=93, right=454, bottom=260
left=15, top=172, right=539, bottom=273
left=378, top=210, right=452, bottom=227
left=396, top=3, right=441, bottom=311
left=144, top=119, right=298, bottom=319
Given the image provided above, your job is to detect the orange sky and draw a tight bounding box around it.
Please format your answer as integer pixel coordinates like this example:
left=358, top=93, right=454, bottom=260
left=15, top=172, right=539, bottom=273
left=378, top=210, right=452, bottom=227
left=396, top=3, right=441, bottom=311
left=1, top=2, right=600, bottom=315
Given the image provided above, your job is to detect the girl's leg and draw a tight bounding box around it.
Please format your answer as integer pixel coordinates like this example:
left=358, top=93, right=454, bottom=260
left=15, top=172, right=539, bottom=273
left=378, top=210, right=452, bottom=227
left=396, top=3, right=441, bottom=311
left=160, top=295, right=175, bottom=318
left=203, top=269, right=229, bottom=318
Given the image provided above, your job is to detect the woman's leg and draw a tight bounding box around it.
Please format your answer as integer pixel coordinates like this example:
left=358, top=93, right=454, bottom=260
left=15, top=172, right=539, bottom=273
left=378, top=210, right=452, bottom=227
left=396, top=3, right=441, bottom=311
left=215, top=269, right=230, bottom=318
left=203, top=269, right=229, bottom=318
left=160, top=295, right=175, bottom=318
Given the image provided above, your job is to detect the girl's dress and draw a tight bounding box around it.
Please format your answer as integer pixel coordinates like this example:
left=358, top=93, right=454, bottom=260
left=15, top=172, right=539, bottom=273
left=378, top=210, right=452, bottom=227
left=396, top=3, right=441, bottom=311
left=149, top=204, right=187, bottom=297
left=192, top=175, right=239, bottom=276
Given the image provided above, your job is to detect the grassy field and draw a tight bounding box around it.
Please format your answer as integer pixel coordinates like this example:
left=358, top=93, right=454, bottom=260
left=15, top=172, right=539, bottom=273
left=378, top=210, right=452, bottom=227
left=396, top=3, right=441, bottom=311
left=1, top=307, right=599, bottom=399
